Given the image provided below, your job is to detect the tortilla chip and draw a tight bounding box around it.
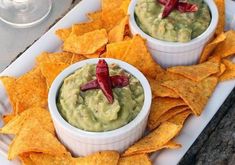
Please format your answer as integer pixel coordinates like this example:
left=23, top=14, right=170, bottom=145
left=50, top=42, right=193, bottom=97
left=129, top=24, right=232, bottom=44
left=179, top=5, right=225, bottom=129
left=214, top=63, right=226, bottom=77
left=213, top=30, right=235, bottom=58
left=15, top=68, right=48, bottom=113
left=148, top=97, right=186, bottom=131
left=87, top=11, right=102, bottom=21
left=122, top=122, right=182, bottom=156
left=108, top=16, right=129, bottom=43
left=162, top=76, right=218, bottom=116
left=152, top=106, right=189, bottom=128
left=72, top=19, right=103, bottom=37
left=214, top=0, right=225, bottom=35
left=0, top=77, right=17, bottom=112
left=2, top=114, right=15, bottom=124
left=40, top=63, right=69, bottom=88
left=219, top=59, right=235, bottom=81
left=101, top=8, right=126, bottom=31
left=19, top=154, right=34, bottom=165
left=122, top=35, right=162, bottom=78
left=0, top=107, right=55, bottom=135
left=118, top=154, right=151, bottom=165
left=147, top=77, right=178, bottom=99
left=167, top=61, right=220, bottom=82
left=199, top=32, right=226, bottom=63
left=71, top=54, right=87, bottom=63
left=55, top=28, right=72, bottom=41
left=63, top=29, right=108, bottom=55
left=30, top=153, right=73, bottom=165
left=8, top=118, right=69, bottom=160
left=168, top=110, right=192, bottom=125
left=120, top=0, right=131, bottom=14
left=106, top=40, right=131, bottom=59
left=101, top=0, right=123, bottom=11
left=75, top=151, right=119, bottom=165
left=36, top=52, right=75, bottom=65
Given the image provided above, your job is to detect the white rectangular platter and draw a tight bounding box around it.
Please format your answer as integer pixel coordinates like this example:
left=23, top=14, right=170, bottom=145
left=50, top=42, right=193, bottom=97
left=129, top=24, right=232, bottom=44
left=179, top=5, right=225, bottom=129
left=0, top=0, right=235, bottom=164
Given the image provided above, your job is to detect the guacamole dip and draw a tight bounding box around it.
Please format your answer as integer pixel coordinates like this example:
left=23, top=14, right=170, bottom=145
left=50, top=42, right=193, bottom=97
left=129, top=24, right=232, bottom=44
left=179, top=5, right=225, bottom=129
left=135, top=0, right=211, bottom=42
left=57, top=64, right=144, bottom=132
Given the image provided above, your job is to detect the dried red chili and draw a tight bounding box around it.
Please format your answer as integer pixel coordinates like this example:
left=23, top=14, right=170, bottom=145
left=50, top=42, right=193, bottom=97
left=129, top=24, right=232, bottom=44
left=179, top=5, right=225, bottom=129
left=96, top=59, right=113, bottom=103
left=80, top=75, right=129, bottom=91
left=177, top=2, right=198, bottom=13
left=162, top=0, right=178, bottom=18
left=158, top=0, right=198, bottom=18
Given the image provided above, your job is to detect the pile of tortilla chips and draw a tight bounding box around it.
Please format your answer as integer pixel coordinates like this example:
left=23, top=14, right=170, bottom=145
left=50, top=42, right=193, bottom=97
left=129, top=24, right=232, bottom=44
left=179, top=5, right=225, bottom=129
left=1, top=0, right=235, bottom=164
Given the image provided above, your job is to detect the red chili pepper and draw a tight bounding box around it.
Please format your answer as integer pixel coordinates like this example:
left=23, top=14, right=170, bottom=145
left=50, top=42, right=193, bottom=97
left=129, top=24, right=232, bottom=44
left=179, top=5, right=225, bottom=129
left=158, top=0, right=198, bottom=17
left=158, top=0, right=167, bottom=5
left=177, top=2, right=198, bottom=12
left=80, top=79, right=99, bottom=91
left=162, top=0, right=178, bottom=18
left=111, top=75, right=129, bottom=87
left=80, top=75, right=129, bottom=91
left=96, top=59, right=114, bottom=103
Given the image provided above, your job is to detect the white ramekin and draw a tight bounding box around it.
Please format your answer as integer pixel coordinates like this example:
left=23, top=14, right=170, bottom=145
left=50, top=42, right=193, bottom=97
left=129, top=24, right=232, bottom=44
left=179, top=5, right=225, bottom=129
left=48, top=58, right=152, bottom=156
left=128, top=0, right=219, bottom=68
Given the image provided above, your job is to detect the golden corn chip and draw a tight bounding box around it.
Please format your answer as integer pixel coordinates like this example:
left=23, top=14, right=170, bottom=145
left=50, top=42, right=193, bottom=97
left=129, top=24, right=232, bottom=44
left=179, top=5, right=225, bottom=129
left=75, top=151, right=119, bottom=165
left=87, top=11, right=102, bottom=21
left=122, top=122, right=182, bottom=156
left=152, top=106, right=189, bottom=128
left=30, top=153, right=73, bottom=165
left=167, top=61, right=220, bottom=82
left=2, top=114, right=15, bottom=124
left=55, top=28, right=72, bottom=41
left=118, top=154, right=151, bottom=165
left=168, top=110, right=192, bottom=125
left=101, top=0, right=122, bottom=11
left=0, top=107, right=55, bottom=135
left=148, top=76, right=177, bottom=99
left=108, top=16, right=129, bottom=43
left=214, top=0, right=225, bottom=35
left=63, top=29, right=108, bottom=55
left=72, top=19, right=103, bottom=37
left=123, top=35, right=162, bottom=78
left=215, top=63, right=226, bottom=77
left=40, top=63, right=69, bottom=88
left=82, top=46, right=105, bottom=59
left=151, top=71, right=185, bottom=98
left=120, top=0, right=131, bottom=14
left=71, top=54, right=87, bottom=63
left=0, top=77, right=17, bottom=113
left=15, top=68, right=48, bottom=113
left=106, top=40, right=131, bottom=59
left=199, top=32, right=226, bottom=63
left=219, top=59, right=235, bottom=81
left=162, top=77, right=218, bottom=116
left=36, top=52, right=74, bottom=65
left=19, top=154, right=34, bottom=165
left=8, top=118, right=69, bottom=160
left=213, top=30, right=235, bottom=58
left=101, top=8, right=126, bottom=31
left=148, top=97, right=186, bottom=131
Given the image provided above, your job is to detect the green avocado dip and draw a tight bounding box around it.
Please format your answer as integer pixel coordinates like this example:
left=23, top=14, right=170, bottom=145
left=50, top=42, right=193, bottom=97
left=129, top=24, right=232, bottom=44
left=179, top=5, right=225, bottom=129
left=135, top=0, right=211, bottom=42
left=57, top=64, right=144, bottom=132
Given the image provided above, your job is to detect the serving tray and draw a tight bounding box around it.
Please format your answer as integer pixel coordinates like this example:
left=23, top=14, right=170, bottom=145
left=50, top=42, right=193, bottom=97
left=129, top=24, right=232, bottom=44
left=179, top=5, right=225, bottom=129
left=0, top=0, right=235, bottom=164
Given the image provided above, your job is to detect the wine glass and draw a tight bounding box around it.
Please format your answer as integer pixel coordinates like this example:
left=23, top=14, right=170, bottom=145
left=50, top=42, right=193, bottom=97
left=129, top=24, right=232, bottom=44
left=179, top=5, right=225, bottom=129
left=0, top=0, right=52, bottom=28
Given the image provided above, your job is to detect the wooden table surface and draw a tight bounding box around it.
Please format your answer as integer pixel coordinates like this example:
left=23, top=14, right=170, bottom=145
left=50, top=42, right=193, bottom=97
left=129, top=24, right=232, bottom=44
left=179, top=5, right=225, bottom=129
left=0, top=0, right=234, bottom=164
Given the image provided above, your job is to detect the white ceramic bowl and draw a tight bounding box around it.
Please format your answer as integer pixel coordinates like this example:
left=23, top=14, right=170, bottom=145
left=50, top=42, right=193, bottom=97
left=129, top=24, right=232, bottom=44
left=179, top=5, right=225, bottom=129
left=48, top=58, right=152, bottom=156
left=128, top=0, right=219, bottom=68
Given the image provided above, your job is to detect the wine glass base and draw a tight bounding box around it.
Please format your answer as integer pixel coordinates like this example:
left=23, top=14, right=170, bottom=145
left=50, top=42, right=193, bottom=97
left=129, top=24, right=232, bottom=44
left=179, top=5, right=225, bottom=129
left=0, top=0, right=52, bottom=28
